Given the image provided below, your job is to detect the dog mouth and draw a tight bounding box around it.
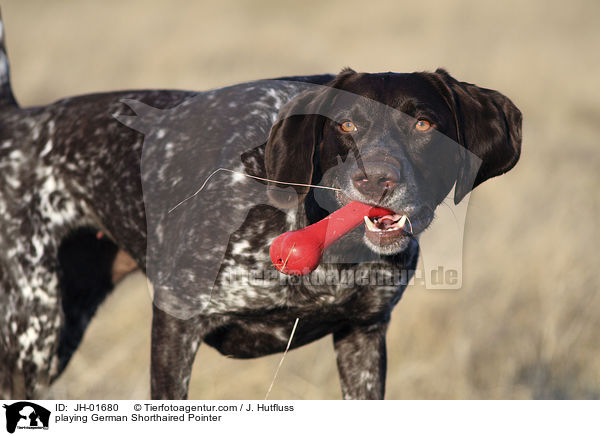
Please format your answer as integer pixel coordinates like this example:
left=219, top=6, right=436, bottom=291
left=363, top=213, right=411, bottom=246
left=333, top=189, right=422, bottom=254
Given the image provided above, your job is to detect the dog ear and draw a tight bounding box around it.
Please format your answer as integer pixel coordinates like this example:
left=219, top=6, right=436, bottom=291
left=264, top=92, right=324, bottom=208
left=434, top=69, right=522, bottom=204
left=265, top=69, right=355, bottom=208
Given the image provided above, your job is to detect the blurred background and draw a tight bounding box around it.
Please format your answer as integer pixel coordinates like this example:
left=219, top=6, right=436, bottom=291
left=3, top=0, right=599, bottom=399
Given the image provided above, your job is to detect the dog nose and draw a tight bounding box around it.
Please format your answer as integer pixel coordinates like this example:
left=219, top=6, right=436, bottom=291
left=351, top=163, right=400, bottom=198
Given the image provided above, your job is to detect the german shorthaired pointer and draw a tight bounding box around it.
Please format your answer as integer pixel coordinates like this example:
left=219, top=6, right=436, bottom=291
left=146, top=68, right=521, bottom=400
left=0, top=8, right=521, bottom=399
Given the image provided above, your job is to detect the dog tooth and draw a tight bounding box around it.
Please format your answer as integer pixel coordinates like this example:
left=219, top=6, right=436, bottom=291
left=397, top=215, right=407, bottom=229
left=364, top=216, right=378, bottom=232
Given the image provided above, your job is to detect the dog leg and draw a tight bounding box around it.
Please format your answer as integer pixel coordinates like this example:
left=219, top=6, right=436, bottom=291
left=333, top=322, right=388, bottom=400
left=55, top=227, right=121, bottom=376
left=150, top=305, right=202, bottom=399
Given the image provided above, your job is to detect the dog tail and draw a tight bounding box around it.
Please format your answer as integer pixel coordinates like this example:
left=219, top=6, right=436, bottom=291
left=0, top=8, right=18, bottom=108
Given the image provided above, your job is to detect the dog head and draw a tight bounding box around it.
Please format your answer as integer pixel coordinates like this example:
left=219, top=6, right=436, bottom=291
left=265, top=68, right=522, bottom=255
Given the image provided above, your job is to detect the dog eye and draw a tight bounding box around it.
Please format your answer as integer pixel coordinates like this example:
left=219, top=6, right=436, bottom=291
left=339, top=120, right=357, bottom=133
left=415, top=119, right=432, bottom=132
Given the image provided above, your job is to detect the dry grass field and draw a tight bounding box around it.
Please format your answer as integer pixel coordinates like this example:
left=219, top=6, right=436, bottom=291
left=2, top=0, right=599, bottom=399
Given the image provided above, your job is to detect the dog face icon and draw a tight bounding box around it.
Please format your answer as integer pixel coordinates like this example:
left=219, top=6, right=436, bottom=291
left=3, top=402, right=50, bottom=433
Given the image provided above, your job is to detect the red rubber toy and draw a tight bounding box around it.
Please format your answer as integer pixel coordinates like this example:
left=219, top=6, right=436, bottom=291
left=270, top=201, right=393, bottom=275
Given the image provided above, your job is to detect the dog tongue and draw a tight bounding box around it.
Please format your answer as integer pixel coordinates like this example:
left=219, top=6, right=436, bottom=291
left=378, top=215, right=397, bottom=224
left=375, top=214, right=402, bottom=229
